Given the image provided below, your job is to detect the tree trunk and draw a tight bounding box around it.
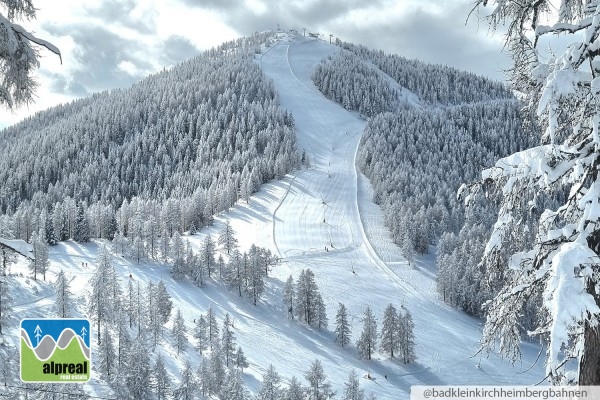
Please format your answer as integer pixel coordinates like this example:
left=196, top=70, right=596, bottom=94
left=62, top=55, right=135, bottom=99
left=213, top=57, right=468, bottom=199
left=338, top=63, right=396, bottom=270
left=579, top=278, right=600, bottom=385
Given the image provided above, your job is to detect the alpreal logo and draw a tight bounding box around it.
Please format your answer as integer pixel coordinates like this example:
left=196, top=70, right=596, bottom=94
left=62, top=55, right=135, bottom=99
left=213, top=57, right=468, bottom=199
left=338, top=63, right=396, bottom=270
left=20, top=318, right=91, bottom=383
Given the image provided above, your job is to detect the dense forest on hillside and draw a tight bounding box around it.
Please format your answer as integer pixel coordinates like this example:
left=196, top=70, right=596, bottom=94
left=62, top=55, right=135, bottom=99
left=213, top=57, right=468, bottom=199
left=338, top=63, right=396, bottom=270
left=337, top=41, right=512, bottom=105
left=0, top=33, right=299, bottom=243
left=313, top=45, right=540, bottom=317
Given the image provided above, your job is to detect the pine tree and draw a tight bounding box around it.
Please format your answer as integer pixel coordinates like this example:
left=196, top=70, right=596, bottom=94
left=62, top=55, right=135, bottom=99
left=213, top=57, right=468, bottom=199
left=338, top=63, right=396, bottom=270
left=151, top=353, right=171, bottom=400
left=342, top=370, right=364, bottom=400
left=257, top=364, right=282, bottom=400
left=172, top=308, right=187, bottom=355
left=283, top=275, right=295, bottom=319
left=380, top=304, right=399, bottom=359
left=54, top=269, right=71, bottom=318
left=335, top=303, right=351, bottom=347
left=304, top=359, right=332, bottom=400
left=357, top=306, right=377, bottom=360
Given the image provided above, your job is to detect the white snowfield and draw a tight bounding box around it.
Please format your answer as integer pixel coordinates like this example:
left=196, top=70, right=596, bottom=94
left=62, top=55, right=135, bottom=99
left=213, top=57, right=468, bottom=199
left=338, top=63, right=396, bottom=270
left=13, top=34, right=544, bottom=399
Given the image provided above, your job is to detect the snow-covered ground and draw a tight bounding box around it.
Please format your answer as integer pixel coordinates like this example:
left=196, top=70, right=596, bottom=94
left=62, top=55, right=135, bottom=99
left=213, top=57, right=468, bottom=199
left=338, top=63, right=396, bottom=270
left=5, top=34, right=544, bottom=399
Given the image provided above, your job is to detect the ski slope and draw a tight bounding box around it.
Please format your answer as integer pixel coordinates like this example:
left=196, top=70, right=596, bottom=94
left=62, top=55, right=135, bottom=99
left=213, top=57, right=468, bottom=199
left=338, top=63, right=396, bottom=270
left=4, top=34, right=545, bottom=399
left=257, top=35, right=545, bottom=393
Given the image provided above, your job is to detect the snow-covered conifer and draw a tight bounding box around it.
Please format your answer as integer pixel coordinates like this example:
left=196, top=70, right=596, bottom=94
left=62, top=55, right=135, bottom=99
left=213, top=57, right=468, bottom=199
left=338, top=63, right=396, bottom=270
left=202, top=234, right=216, bottom=278
left=73, top=202, right=90, bottom=243
left=173, top=359, right=196, bottom=400
left=342, top=369, right=364, bottom=400
left=470, top=0, right=600, bottom=384
left=222, top=367, right=249, bottom=400
left=155, top=280, right=172, bottom=325
left=222, top=313, right=237, bottom=367
left=206, top=306, right=220, bottom=349
left=124, top=340, right=151, bottom=400
left=54, top=269, right=71, bottom=318
left=235, top=345, right=249, bottom=371
left=172, top=308, right=187, bottom=355
left=335, top=302, right=351, bottom=347
left=398, top=306, right=415, bottom=364
left=194, top=315, right=208, bottom=353
left=380, top=304, right=399, bottom=359
left=151, top=353, right=171, bottom=400
left=285, top=376, right=304, bottom=400
left=283, top=275, right=295, bottom=319
left=304, top=359, right=332, bottom=400
left=218, top=221, right=238, bottom=255
left=356, top=306, right=377, bottom=360
left=98, top=325, right=116, bottom=380
left=258, top=364, right=282, bottom=400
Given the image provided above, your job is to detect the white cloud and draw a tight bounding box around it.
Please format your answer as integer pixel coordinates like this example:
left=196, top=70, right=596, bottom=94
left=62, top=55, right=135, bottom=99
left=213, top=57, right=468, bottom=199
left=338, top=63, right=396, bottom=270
left=1, top=0, right=509, bottom=128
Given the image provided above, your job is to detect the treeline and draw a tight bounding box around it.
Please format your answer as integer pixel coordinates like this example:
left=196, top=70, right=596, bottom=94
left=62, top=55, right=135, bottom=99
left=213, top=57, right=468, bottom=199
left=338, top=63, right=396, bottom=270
left=0, top=32, right=299, bottom=242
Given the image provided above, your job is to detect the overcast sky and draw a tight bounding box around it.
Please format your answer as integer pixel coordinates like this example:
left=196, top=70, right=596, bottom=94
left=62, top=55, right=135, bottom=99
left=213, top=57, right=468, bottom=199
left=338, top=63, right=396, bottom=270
left=0, top=0, right=510, bottom=128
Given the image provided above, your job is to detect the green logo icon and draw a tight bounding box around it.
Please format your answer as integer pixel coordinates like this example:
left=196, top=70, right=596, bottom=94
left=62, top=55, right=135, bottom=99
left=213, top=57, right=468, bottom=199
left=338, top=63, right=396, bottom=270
left=20, top=318, right=91, bottom=383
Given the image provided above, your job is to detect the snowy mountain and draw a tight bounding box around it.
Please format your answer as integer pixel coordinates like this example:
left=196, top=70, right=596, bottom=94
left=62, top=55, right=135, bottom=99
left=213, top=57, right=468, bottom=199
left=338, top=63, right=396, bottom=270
left=0, top=32, right=545, bottom=399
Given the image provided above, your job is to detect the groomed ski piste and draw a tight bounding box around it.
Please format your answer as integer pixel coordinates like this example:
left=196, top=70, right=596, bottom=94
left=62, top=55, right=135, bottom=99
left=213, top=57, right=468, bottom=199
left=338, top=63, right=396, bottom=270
left=6, top=33, right=545, bottom=399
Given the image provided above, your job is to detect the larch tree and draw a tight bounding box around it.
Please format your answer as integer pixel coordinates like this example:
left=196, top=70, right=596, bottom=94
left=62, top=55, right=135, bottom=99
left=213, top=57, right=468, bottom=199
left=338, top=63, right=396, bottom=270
left=469, top=0, right=600, bottom=384
left=0, top=0, right=61, bottom=110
